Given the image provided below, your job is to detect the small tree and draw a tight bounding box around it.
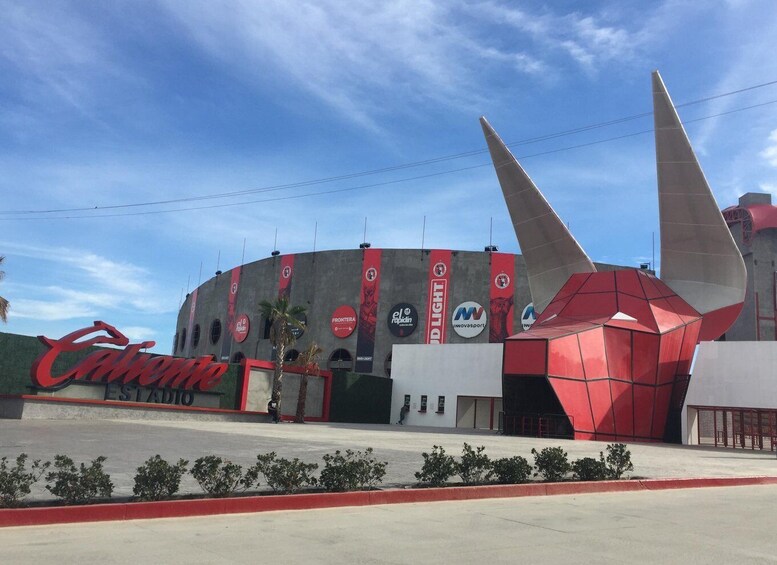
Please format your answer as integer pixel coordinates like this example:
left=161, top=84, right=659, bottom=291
left=531, top=447, right=571, bottom=482
left=259, top=297, right=306, bottom=417
left=133, top=455, right=189, bottom=501
left=457, top=443, right=492, bottom=485
left=572, top=457, right=608, bottom=481
left=254, top=452, right=318, bottom=494
left=0, top=454, right=50, bottom=508
left=415, top=445, right=456, bottom=487
left=190, top=456, right=258, bottom=497
left=319, top=448, right=387, bottom=492
left=491, top=456, right=532, bottom=484
left=45, top=455, right=113, bottom=505
left=291, top=342, right=323, bottom=423
left=602, top=443, right=634, bottom=479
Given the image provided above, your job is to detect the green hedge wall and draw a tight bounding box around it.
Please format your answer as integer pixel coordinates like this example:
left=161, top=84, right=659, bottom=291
left=328, top=371, right=392, bottom=424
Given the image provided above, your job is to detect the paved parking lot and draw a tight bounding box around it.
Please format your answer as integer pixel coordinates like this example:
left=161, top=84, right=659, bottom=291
left=1, top=419, right=775, bottom=499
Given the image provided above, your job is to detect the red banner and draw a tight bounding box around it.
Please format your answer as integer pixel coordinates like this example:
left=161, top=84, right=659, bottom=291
left=355, top=248, right=382, bottom=373
left=489, top=252, right=515, bottom=342
left=425, top=250, right=451, bottom=344
left=220, top=267, right=242, bottom=361
left=278, top=254, right=295, bottom=299
left=184, top=288, right=198, bottom=357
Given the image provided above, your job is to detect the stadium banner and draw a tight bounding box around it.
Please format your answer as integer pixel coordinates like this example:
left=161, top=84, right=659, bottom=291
left=425, top=249, right=452, bottom=344
left=489, top=252, right=515, bottom=342
left=355, top=248, right=382, bottom=373
left=184, top=288, right=198, bottom=357
left=278, top=254, right=295, bottom=299
left=219, top=267, right=242, bottom=361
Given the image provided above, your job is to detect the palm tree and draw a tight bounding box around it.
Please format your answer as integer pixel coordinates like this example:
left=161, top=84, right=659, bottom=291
left=0, top=256, right=8, bottom=323
left=292, top=342, right=323, bottom=423
left=259, top=297, right=306, bottom=418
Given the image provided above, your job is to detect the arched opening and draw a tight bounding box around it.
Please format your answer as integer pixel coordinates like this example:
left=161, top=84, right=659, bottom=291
left=210, top=319, right=222, bottom=344
left=284, top=349, right=300, bottom=363
left=327, top=348, right=353, bottom=371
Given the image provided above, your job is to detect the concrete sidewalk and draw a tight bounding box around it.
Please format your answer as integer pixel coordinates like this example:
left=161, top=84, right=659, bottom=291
left=0, top=419, right=774, bottom=500
left=2, top=485, right=776, bottom=564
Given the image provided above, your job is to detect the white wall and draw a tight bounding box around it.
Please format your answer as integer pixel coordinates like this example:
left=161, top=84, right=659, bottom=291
left=683, top=341, right=777, bottom=443
left=390, top=343, right=503, bottom=428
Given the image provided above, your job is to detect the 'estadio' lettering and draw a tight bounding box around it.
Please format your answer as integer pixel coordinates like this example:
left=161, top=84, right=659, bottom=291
left=427, top=280, right=447, bottom=344
left=31, top=321, right=227, bottom=391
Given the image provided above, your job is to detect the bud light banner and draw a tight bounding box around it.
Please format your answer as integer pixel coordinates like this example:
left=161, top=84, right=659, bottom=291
left=220, top=267, right=242, bottom=361
left=425, top=249, right=451, bottom=344
left=184, top=288, right=198, bottom=357
left=489, top=252, right=515, bottom=342
left=355, top=248, right=382, bottom=373
left=278, top=254, right=295, bottom=299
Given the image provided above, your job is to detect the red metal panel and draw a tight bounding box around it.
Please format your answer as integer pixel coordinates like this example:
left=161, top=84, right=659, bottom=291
left=610, top=293, right=659, bottom=333
left=503, top=340, right=546, bottom=375
left=698, top=302, right=745, bottom=342
left=665, top=295, right=702, bottom=323
left=633, top=384, right=655, bottom=438
left=587, top=380, right=615, bottom=435
left=650, top=298, right=685, bottom=332
left=639, top=274, right=663, bottom=299
left=547, top=334, right=585, bottom=379
left=676, top=320, right=701, bottom=375
left=651, top=383, right=673, bottom=439
left=534, top=297, right=570, bottom=324
left=632, top=332, right=660, bottom=385
left=554, top=273, right=592, bottom=301
left=657, top=327, right=684, bottom=385
left=579, top=271, right=615, bottom=294
left=610, top=380, right=634, bottom=437
left=548, top=378, right=594, bottom=433
left=561, top=292, right=617, bottom=320
left=615, top=269, right=646, bottom=298
left=650, top=277, right=677, bottom=298
left=578, top=327, right=608, bottom=379
left=603, top=327, right=632, bottom=381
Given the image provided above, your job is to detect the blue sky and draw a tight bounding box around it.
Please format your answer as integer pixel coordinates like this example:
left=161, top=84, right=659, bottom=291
left=2, top=0, right=777, bottom=353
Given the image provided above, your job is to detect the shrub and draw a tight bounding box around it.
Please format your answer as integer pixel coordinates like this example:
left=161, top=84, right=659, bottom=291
left=415, top=445, right=456, bottom=487
left=319, top=448, right=387, bottom=492
left=254, top=452, right=318, bottom=494
left=45, top=455, right=113, bottom=505
left=190, top=456, right=258, bottom=497
left=133, top=455, right=189, bottom=501
left=491, top=456, right=532, bottom=485
left=571, top=457, right=608, bottom=481
left=457, top=443, right=492, bottom=485
left=531, top=447, right=571, bottom=482
left=0, top=454, right=50, bottom=508
left=603, top=443, right=634, bottom=479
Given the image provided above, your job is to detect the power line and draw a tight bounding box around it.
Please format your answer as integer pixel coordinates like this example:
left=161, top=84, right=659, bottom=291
left=3, top=86, right=777, bottom=221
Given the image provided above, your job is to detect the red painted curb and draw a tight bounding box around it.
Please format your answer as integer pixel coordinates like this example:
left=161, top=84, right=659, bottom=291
left=2, top=476, right=776, bottom=528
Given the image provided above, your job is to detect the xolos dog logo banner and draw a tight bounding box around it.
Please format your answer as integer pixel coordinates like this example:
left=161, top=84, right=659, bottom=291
left=355, top=248, right=382, bottom=373
left=425, top=249, right=451, bottom=344
left=278, top=254, right=295, bottom=299
left=489, top=252, right=515, bottom=342
left=220, top=266, right=243, bottom=361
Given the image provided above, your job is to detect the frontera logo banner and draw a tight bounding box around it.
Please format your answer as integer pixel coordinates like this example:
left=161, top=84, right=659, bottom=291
left=31, top=321, right=228, bottom=391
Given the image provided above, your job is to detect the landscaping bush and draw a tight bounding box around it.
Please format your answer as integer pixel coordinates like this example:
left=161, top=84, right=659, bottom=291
left=415, top=445, right=456, bottom=487
left=133, top=455, right=189, bottom=501
left=319, top=448, right=387, bottom=492
left=571, top=457, right=608, bottom=481
left=190, top=456, right=258, bottom=497
left=0, top=454, right=50, bottom=508
left=531, top=447, right=571, bottom=482
left=491, top=456, right=532, bottom=485
left=602, top=443, right=634, bottom=479
left=457, top=443, right=492, bottom=485
left=254, top=452, right=318, bottom=494
left=45, top=455, right=113, bottom=505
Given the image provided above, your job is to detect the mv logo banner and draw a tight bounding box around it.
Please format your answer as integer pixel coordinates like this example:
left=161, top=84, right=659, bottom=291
left=425, top=250, right=451, bottom=344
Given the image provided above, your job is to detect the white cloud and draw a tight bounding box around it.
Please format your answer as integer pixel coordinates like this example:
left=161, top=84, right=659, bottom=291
left=761, top=129, right=777, bottom=167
